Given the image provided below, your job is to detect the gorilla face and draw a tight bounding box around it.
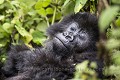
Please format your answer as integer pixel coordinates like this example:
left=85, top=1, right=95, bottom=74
left=47, top=12, right=99, bottom=56
left=52, top=22, right=90, bottom=54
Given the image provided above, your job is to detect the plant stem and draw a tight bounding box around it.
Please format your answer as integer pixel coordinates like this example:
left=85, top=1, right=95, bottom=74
left=45, top=17, right=50, bottom=27
left=52, top=6, right=56, bottom=25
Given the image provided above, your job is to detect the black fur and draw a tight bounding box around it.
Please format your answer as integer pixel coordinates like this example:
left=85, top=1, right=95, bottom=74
left=2, top=12, right=104, bottom=80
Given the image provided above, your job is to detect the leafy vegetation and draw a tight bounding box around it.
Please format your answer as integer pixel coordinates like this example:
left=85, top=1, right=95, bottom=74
left=0, top=0, right=120, bottom=79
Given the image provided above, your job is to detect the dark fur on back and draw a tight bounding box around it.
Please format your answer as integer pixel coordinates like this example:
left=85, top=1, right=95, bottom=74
left=2, top=12, right=104, bottom=80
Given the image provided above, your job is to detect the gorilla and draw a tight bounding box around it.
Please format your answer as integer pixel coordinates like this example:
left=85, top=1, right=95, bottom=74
left=1, top=12, right=104, bottom=80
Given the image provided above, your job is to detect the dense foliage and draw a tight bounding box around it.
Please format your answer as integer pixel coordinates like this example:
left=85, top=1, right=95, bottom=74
left=0, top=0, right=120, bottom=79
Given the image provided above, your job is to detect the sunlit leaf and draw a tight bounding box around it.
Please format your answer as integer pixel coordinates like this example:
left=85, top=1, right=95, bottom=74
left=74, top=0, right=88, bottom=13
left=42, top=0, right=51, bottom=7
left=15, top=25, right=33, bottom=43
left=35, top=1, right=43, bottom=10
left=46, top=7, right=53, bottom=14
left=115, top=18, right=120, bottom=27
left=62, top=0, right=70, bottom=7
left=0, top=0, right=4, bottom=4
left=99, top=6, right=119, bottom=32
left=36, top=8, right=46, bottom=17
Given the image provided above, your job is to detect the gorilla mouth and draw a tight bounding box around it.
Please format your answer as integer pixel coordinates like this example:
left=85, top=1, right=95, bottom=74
left=55, top=37, right=68, bottom=50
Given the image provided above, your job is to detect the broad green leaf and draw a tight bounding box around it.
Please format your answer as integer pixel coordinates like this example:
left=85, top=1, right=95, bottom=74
left=35, top=0, right=51, bottom=9
left=36, top=8, right=46, bottom=17
left=74, top=0, right=88, bottom=13
left=46, top=7, right=53, bottom=14
left=35, top=1, right=43, bottom=10
left=42, top=0, right=51, bottom=7
left=32, top=30, right=46, bottom=45
left=36, top=21, right=48, bottom=32
left=14, top=33, right=19, bottom=41
left=99, top=6, right=119, bottom=32
left=0, top=0, right=4, bottom=4
left=61, top=1, right=75, bottom=16
left=15, top=25, right=33, bottom=43
left=62, top=0, right=70, bottom=7
left=2, top=23, right=13, bottom=33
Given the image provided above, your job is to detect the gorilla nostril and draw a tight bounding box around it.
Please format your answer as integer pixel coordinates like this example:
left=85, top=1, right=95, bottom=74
left=69, top=32, right=73, bottom=36
left=63, top=32, right=68, bottom=36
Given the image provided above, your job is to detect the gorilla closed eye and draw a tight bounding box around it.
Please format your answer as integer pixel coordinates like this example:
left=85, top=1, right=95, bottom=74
left=70, top=27, right=76, bottom=32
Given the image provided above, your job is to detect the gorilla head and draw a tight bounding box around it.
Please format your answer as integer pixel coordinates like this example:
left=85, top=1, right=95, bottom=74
left=46, top=12, right=99, bottom=57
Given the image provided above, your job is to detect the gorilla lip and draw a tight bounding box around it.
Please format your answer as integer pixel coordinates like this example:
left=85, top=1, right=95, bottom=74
left=55, top=36, right=69, bottom=50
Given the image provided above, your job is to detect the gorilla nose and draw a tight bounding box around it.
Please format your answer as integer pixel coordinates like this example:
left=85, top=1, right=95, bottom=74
left=65, top=36, right=73, bottom=41
left=63, top=32, right=74, bottom=41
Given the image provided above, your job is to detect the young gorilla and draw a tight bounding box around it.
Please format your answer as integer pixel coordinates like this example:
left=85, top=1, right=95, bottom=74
left=2, top=12, right=104, bottom=80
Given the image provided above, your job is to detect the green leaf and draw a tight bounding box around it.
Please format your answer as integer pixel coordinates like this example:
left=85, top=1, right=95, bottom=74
left=36, top=20, right=48, bottom=32
left=99, top=6, right=119, bottom=32
left=115, top=18, right=120, bottom=27
left=15, top=25, right=33, bottom=43
left=32, top=30, right=46, bottom=45
left=61, top=1, right=75, bottom=16
left=62, top=0, right=70, bottom=7
left=2, top=23, right=13, bottom=33
left=0, top=0, right=4, bottom=4
left=46, top=7, right=53, bottom=14
left=35, top=1, right=43, bottom=10
left=35, top=0, right=51, bottom=10
left=0, top=38, right=9, bottom=47
left=42, top=0, right=51, bottom=7
left=74, top=0, right=88, bottom=13
left=55, top=12, right=62, bottom=20
left=36, top=8, right=46, bottom=17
